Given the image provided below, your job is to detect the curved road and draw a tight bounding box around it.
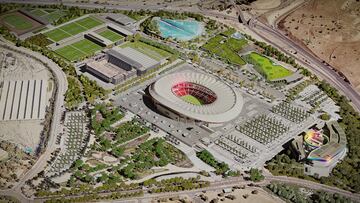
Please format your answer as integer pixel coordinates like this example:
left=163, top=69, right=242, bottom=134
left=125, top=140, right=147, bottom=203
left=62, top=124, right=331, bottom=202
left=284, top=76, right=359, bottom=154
left=0, top=40, right=68, bottom=202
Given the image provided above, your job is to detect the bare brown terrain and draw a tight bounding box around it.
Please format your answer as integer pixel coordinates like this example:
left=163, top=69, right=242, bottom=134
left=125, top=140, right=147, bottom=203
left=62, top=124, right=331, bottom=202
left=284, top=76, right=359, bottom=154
left=279, top=0, right=360, bottom=92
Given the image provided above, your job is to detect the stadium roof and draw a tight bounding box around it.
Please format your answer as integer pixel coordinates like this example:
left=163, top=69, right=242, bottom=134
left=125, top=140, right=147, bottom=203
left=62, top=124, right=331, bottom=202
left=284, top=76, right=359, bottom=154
left=149, top=71, right=244, bottom=123
left=108, top=47, right=159, bottom=71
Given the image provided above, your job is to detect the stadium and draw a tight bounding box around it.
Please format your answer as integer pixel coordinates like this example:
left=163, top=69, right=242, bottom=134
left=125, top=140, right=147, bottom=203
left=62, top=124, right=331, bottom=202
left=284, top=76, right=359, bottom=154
left=148, top=71, right=243, bottom=124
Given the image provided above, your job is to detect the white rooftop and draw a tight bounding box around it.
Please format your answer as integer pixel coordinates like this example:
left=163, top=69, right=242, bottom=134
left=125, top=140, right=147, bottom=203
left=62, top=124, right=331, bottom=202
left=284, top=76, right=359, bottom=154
left=110, top=46, right=159, bottom=71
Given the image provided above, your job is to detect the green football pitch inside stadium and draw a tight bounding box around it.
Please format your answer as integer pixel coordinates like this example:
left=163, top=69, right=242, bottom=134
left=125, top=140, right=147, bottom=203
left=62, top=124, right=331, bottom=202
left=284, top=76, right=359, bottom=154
left=181, top=95, right=204, bottom=105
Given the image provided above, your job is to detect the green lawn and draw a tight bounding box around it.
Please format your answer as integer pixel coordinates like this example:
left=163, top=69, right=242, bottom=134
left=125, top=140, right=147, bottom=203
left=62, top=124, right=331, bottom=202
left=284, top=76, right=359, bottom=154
left=71, top=39, right=103, bottom=54
left=181, top=95, right=203, bottom=105
left=44, top=16, right=103, bottom=42
left=203, top=32, right=247, bottom=66
left=44, top=28, right=72, bottom=42
left=247, top=52, right=293, bottom=80
left=54, top=39, right=102, bottom=61
left=55, top=46, right=86, bottom=62
left=119, top=41, right=171, bottom=61
left=2, top=14, right=33, bottom=30
left=60, top=22, right=87, bottom=35
left=98, top=29, right=124, bottom=42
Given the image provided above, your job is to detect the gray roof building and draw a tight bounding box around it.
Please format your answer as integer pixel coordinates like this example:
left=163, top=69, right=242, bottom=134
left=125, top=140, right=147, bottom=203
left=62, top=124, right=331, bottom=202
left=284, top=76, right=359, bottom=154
left=107, top=47, right=159, bottom=74
left=106, top=13, right=136, bottom=26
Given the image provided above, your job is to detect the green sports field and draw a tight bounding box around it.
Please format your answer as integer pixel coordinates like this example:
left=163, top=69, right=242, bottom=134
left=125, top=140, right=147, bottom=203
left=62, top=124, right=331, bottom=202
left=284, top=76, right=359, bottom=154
left=75, top=16, right=103, bottom=29
left=202, top=30, right=248, bottom=66
left=60, top=22, right=87, bottom=35
left=247, top=52, right=293, bottom=80
left=54, top=39, right=102, bottom=62
left=44, top=16, right=103, bottom=42
left=119, top=41, right=171, bottom=61
left=2, top=14, right=33, bottom=30
left=44, top=28, right=72, bottom=42
left=181, top=95, right=203, bottom=105
left=98, top=29, right=124, bottom=42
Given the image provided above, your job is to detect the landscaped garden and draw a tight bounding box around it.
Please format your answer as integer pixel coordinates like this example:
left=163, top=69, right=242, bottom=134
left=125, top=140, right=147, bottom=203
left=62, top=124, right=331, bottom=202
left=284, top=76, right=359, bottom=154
left=244, top=52, right=293, bottom=81
left=196, top=150, right=230, bottom=175
left=202, top=29, right=248, bottom=66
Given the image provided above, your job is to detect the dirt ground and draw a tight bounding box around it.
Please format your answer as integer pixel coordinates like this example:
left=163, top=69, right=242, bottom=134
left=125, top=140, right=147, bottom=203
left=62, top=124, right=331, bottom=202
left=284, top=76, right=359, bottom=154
left=279, top=0, right=360, bottom=92
left=198, top=187, right=283, bottom=203
left=0, top=47, right=54, bottom=151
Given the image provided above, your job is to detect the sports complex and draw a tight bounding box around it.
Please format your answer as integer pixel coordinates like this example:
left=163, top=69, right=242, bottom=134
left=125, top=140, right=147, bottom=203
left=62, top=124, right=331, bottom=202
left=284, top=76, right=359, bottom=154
left=148, top=71, right=244, bottom=124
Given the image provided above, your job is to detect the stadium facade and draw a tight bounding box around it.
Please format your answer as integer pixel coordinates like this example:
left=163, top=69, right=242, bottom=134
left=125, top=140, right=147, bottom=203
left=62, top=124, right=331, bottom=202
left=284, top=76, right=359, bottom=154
left=148, top=71, right=243, bottom=124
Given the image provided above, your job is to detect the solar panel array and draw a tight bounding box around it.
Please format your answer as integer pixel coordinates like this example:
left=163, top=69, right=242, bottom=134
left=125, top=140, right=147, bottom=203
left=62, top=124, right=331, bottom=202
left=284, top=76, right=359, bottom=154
left=0, top=80, right=47, bottom=121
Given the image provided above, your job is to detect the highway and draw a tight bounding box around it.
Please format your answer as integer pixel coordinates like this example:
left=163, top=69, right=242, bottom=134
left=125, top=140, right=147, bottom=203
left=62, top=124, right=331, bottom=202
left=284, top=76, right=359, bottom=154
left=33, top=174, right=360, bottom=202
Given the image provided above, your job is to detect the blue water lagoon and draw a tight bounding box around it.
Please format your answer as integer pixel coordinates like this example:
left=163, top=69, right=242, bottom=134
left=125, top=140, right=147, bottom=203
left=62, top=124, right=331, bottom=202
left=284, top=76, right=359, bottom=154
left=157, top=19, right=204, bottom=41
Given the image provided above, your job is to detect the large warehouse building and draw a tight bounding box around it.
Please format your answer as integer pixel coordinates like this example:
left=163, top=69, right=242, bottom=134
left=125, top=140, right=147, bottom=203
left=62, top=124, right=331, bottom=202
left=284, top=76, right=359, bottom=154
left=148, top=71, right=243, bottom=124
left=86, top=46, right=165, bottom=84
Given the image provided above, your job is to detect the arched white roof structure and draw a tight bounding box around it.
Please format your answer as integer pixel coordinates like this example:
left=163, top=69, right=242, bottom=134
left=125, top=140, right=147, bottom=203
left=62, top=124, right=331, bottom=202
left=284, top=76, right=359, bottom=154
left=149, top=71, right=243, bottom=123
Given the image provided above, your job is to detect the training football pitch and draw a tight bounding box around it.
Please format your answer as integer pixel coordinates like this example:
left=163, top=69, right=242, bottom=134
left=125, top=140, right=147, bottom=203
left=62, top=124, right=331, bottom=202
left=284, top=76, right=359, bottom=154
left=98, top=29, right=124, bottom=42
left=1, top=13, right=33, bottom=30
left=44, top=16, right=103, bottom=42
left=54, top=39, right=102, bottom=62
left=248, top=52, right=293, bottom=80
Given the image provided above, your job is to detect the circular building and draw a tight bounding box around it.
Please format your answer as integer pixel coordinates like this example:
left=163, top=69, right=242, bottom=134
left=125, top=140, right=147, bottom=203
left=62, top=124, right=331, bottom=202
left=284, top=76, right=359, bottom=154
left=148, top=71, right=243, bottom=124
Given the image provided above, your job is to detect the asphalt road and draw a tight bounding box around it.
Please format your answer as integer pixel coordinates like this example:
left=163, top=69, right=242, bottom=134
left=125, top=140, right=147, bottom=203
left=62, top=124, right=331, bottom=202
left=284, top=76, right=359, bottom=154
left=34, top=175, right=360, bottom=202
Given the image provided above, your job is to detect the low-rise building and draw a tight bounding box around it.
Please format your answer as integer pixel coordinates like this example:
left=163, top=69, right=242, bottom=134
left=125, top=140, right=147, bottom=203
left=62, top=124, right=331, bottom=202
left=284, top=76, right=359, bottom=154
left=106, top=13, right=136, bottom=26
left=86, top=58, right=136, bottom=84
left=107, top=46, right=161, bottom=75
left=292, top=121, right=347, bottom=177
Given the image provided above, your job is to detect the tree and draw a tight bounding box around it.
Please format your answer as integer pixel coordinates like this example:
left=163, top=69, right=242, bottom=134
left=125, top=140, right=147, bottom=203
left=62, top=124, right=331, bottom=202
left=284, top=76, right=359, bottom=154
left=319, top=113, right=330, bottom=121
left=249, top=168, right=264, bottom=182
